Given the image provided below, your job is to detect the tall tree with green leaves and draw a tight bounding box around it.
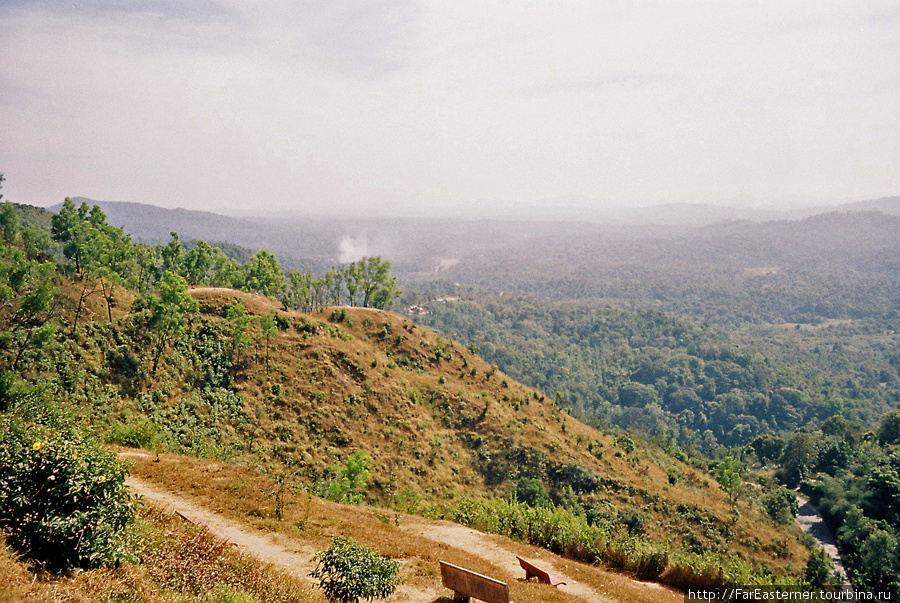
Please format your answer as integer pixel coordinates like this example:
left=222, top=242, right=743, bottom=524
left=51, top=199, right=138, bottom=326
left=210, top=251, right=245, bottom=290
left=159, top=231, right=183, bottom=275
left=258, top=311, right=277, bottom=375
left=286, top=270, right=312, bottom=312
left=244, top=250, right=284, bottom=298
left=182, top=240, right=215, bottom=286
left=143, top=271, right=198, bottom=375
left=346, top=256, right=400, bottom=309
left=225, top=300, right=252, bottom=371
left=1, top=209, right=59, bottom=371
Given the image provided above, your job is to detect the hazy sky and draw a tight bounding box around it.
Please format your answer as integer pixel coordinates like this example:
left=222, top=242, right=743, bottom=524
left=1, top=0, right=898, bottom=217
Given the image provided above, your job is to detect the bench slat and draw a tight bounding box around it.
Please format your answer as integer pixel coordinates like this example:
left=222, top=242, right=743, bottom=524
left=440, top=561, right=509, bottom=603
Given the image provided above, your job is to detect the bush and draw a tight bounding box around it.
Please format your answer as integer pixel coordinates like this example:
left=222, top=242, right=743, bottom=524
left=315, top=450, right=372, bottom=504
left=311, top=537, right=400, bottom=603
left=0, top=418, right=135, bottom=570
left=762, top=488, right=799, bottom=525
left=516, top=477, right=550, bottom=507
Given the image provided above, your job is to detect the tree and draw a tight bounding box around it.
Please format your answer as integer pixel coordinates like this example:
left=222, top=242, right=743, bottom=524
left=50, top=198, right=90, bottom=274
left=317, top=450, right=372, bottom=504
left=258, top=312, right=277, bottom=375
left=50, top=199, right=137, bottom=325
left=779, top=431, right=819, bottom=487
left=143, top=271, right=198, bottom=375
left=160, top=231, right=183, bottom=274
left=0, top=202, right=19, bottom=249
left=857, top=529, right=899, bottom=592
left=346, top=257, right=400, bottom=309
left=225, top=300, right=252, bottom=371
left=244, top=250, right=284, bottom=298
left=762, top=487, right=799, bottom=524
left=286, top=270, right=313, bottom=312
left=1, top=208, right=59, bottom=370
left=804, top=548, right=838, bottom=588
left=0, top=259, right=58, bottom=371
left=716, top=455, right=743, bottom=501
left=516, top=477, right=550, bottom=507
left=182, top=240, right=215, bottom=286
left=210, top=251, right=244, bottom=289
left=877, top=409, right=900, bottom=445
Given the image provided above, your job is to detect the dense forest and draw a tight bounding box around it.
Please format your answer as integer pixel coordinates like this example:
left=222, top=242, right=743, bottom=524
left=411, top=296, right=900, bottom=448
left=746, top=414, right=900, bottom=593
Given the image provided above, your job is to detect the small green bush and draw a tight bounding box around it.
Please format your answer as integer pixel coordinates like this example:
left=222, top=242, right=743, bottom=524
left=762, top=488, right=799, bottom=525
left=315, top=450, right=372, bottom=504
left=107, top=419, right=159, bottom=449
left=311, top=537, right=400, bottom=603
left=516, top=477, right=550, bottom=508
left=0, top=418, right=135, bottom=570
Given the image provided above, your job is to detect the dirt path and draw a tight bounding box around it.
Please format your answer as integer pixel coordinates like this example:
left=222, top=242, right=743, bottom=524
left=795, top=495, right=851, bottom=586
left=124, top=451, right=678, bottom=602
left=403, top=516, right=610, bottom=603
left=128, top=475, right=436, bottom=602
left=128, top=475, right=319, bottom=578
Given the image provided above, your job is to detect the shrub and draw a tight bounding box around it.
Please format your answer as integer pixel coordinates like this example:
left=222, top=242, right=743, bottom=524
left=516, top=477, right=550, bottom=508
left=311, top=537, right=400, bottom=603
left=107, top=418, right=160, bottom=449
left=315, top=450, right=372, bottom=504
left=762, top=488, right=799, bottom=525
left=0, top=418, right=135, bottom=570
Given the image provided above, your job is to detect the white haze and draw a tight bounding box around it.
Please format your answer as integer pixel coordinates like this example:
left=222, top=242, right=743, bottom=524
left=0, top=1, right=898, bottom=217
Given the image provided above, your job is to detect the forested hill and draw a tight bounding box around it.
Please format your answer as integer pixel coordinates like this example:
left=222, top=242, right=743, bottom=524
left=412, top=296, right=900, bottom=447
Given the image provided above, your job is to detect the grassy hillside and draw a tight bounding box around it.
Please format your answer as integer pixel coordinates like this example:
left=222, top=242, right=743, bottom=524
left=23, top=282, right=806, bottom=583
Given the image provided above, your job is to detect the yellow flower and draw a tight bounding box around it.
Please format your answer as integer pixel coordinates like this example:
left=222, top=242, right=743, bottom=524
left=32, top=441, right=43, bottom=451
left=97, top=476, right=106, bottom=483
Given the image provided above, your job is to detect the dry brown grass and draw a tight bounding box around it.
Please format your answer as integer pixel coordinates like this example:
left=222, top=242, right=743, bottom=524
left=41, top=282, right=806, bottom=599
left=0, top=503, right=311, bottom=603
left=164, top=289, right=805, bottom=577
left=128, top=450, right=685, bottom=603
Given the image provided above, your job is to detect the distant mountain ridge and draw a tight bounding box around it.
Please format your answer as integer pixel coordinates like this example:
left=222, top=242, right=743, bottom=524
left=45, top=195, right=900, bottom=277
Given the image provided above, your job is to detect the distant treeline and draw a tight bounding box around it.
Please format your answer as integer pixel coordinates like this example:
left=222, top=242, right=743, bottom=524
left=14, top=197, right=400, bottom=312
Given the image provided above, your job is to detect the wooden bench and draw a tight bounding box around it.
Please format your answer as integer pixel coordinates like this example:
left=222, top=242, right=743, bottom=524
left=517, top=556, right=566, bottom=586
left=439, top=561, right=510, bottom=603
